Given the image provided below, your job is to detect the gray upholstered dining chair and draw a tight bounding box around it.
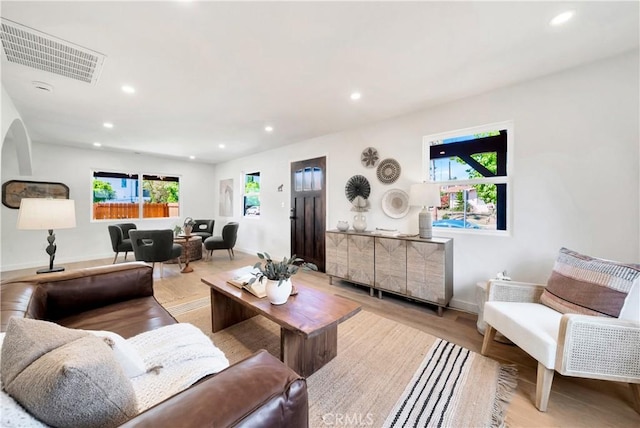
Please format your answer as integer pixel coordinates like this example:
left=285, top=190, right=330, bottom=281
left=191, top=219, right=215, bottom=239
left=108, top=223, right=137, bottom=264
left=203, top=222, right=239, bottom=260
left=129, top=229, right=183, bottom=277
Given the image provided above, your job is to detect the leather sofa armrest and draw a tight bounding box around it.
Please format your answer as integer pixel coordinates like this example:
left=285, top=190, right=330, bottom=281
left=122, top=350, right=308, bottom=428
left=2, top=263, right=155, bottom=321
left=0, top=283, right=47, bottom=331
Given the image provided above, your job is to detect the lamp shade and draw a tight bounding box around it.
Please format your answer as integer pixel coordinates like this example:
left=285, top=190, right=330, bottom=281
left=17, top=198, right=76, bottom=230
left=409, top=183, right=441, bottom=208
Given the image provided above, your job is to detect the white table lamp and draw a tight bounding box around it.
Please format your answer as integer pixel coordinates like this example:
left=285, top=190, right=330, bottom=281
left=17, top=198, right=76, bottom=273
left=409, top=183, right=441, bottom=239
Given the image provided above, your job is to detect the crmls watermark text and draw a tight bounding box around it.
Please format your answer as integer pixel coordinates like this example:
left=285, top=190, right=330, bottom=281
left=322, top=413, right=375, bottom=426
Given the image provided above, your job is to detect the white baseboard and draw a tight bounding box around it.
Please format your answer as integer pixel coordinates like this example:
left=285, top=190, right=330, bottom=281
left=1, top=252, right=114, bottom=273
left=449, top=298, right=479, bottom=314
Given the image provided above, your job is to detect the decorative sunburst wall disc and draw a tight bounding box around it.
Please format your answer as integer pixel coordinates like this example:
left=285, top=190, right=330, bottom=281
left=361, top=147, right=380, bottom=168
left=345, top=175, right=371, bottom=202
left=377, top=158, right=401, bottom=184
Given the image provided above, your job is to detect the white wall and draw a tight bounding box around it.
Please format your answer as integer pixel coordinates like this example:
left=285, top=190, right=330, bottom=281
left=212, top=50, right=640, bottom=312
left=1, top=51, right=637, bottom=311
left=1, top=142, right=216, bottom=271
left=1, top=86, right=33, bottom=270
left=1, top=86, right=26, bottom=145
left=1, top=86, right=33, bottom=178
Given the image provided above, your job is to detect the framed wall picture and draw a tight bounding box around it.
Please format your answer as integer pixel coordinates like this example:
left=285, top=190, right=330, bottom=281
left=219, top=178, right=234, bottom=217
left=2, top=180, right=70, bottom=209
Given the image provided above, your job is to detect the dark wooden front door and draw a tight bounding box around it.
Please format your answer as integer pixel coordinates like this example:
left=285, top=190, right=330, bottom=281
left=290, top=157, right=326, bottom=272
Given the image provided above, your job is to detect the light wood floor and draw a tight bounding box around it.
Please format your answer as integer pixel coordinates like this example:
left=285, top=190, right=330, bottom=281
left=3, top=251, right=639, bottom=427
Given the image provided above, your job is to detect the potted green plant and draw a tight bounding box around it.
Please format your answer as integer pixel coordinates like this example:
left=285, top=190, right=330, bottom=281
left=249, top=252, right=318, bottom=305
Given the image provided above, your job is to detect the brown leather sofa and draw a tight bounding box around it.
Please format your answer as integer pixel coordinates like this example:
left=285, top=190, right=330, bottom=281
left=0, top=262, right=308, bottom=427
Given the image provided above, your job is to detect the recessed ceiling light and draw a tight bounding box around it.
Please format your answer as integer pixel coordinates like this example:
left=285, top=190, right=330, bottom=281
left=350, top=92, right=362, bottom=101
left=103, top=122, right=114, bottom=129
left=189, top=155, right=195, bottom=160
left=93, top=142, right=102, bottom=147
left=219, top=144, right=226, bottom=149
left=550, top=10, right=575, bottom=26
left=121, top=85, right=135, bottom=94
left=265, top=126, right=274, bottom=133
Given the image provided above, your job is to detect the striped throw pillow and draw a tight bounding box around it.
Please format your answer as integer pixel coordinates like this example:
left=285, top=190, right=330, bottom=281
left=540, top=248, right=640, bottom=318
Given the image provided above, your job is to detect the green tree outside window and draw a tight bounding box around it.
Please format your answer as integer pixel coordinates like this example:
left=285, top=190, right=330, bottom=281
left=143, top=181, right=179, bottom=203
left=93, top=180, right=116, bottom=202
left=245, top=179, right=260, bottom=194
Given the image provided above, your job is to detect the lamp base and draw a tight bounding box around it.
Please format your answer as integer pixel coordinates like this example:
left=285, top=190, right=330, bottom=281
left=418, top=208, right=433, bottom=239
left=37, top=266, right=65, bottom=274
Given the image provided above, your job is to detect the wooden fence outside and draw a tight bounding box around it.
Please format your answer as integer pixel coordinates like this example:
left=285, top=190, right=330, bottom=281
left=93, top=202, right=175, bottom=219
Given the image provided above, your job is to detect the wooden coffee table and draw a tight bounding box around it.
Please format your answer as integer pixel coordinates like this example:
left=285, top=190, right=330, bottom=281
left=201, top=269, right=361, bottom=377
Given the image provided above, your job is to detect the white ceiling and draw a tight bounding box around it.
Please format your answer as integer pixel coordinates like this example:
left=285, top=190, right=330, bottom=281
left=1, top=1, right=638, bottom=165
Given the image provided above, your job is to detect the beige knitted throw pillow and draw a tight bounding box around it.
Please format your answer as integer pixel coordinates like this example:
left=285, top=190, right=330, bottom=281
left=1, top=318, right=138, bottom=428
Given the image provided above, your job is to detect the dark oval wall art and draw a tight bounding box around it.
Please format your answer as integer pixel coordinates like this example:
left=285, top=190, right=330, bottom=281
left=2, top=180, right=70, bottom=209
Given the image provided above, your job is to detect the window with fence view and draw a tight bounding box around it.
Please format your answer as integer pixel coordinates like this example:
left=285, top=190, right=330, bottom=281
left=92, top=171, right=180, bottom=220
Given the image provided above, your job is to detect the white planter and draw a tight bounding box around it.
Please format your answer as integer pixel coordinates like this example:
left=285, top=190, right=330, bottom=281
left=265, top=279, right=292, bottom=305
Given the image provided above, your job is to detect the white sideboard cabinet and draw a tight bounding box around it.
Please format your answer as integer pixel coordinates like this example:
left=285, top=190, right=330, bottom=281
left=325, top=230, right=453, bottom=315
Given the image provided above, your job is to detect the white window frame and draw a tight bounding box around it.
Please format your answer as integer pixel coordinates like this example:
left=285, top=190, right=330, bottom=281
left=243, top=171, right=261, bottom=218
left=422, top=120, right=514, bottom=236
left=90, top=169, right=181, bottom=222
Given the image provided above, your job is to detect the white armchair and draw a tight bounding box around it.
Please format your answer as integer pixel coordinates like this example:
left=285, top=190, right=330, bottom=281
left=481, top=279, right=640, bottom=413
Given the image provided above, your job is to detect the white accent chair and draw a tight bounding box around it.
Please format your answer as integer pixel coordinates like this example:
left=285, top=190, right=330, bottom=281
left=481, top=279, right=640, bottom=413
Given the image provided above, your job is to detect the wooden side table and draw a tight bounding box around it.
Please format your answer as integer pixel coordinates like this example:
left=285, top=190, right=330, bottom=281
left=175, top=234, right=202, bottom=273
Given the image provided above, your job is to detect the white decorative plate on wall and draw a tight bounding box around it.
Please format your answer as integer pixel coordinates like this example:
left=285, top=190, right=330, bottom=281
left=376, top=158, right=401, bottom=184
left=381, top=189, right=410, bottom=218
left=361, top=147, right=380, bottom=168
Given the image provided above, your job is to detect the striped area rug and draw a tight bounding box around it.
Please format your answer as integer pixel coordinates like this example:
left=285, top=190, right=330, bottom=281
left=175, top=308, right=517, bottom=427
left=164, top=297, right=210, bottom=317
left=384, top=338, right=516, bottom=428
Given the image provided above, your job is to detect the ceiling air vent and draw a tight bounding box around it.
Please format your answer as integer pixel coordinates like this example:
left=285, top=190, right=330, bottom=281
left=0, top=18, right=106, bottom=85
